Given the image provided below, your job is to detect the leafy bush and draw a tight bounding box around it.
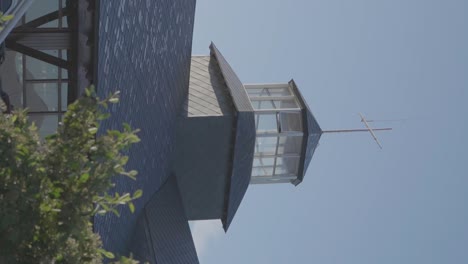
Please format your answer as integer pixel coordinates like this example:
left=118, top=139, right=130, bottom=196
left=0, top=87, right=141, bottom=263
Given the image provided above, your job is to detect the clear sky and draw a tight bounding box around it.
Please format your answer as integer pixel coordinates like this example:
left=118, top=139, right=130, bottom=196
left=190, top=0, right=468, bottom=263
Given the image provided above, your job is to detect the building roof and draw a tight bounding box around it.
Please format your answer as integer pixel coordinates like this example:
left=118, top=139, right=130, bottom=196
left=289, top=80, right=323, bottom=185
left=183, top=56, right=234, bottom=116
left=93, top=0, right=197, bottom=260
left=129, top=176, right=199, bottom=264
left=210, top=43, right=256, bottom=231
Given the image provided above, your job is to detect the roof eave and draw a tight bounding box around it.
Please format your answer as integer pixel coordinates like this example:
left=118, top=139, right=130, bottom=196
left=210, top=43, right=256, bottom=232
left=288, top=79, right=322, bottom=184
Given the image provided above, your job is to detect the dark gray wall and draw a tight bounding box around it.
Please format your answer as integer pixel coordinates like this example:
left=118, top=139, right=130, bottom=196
left=222, top=112, right=256, bottom=230
left=174, top=115, right=235, bottom=220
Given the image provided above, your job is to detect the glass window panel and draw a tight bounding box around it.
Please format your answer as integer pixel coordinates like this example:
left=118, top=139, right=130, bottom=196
left=26, top=83, right=58, bottom=111
left=247, top=88, right=263, bottom=97
left=256, top=114, right=278, bottom=133
left=61, top=17, right=68, bottom=28
left=278, top=99, right=299, bottom=109
left=265, top=87, right=291, bottom=96
left=251, top=178, right=293, bottom=184
left=26, top=54, right=59, bottom=79
left=61, top=50, right=68, bottom=78
left=251, top=168, right=264, bottom=177
left=252, top=158, right=261, bottom=167
left=61, top=0, right=68, bottom=28
left=252, top=157, right=274, bottom=176
left=252, top=100, right=299, bottom=110
left=29, top=114, right=59, bottom=139
left=279, top=112, right=302, bottom=132
left=247, top=87, right=291, bottom=97
left=61, top=83, right=68, bottom=111
left=255, top=136, right=278, bottom=155
left=61, top=69, right=68, bottom=79
left=1, top=51, right=24, bottom=108
left=46, top=50, right=60, bottom=58
left=256, top=157, right=275, bottom=167
left=277, top=136, right=303, bottom=155
left=26, top=0, right=59, bottom=28
left=41, top=20, right=59, bottom=28
left=251, top=100, right=260, bottom=109
left=14, top=52, right=23, bottom=83
left=275, top=156, right=300, bottom=176
left=252, top=100, right=277, bottom=110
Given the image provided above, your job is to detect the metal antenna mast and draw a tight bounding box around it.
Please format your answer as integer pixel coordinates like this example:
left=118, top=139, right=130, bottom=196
left=322, top=113, right=392, bottom=149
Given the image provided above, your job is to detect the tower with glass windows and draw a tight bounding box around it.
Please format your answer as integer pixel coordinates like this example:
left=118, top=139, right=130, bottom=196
left=172, top=43, right=322, bottom=231
left=245, top=82, right=322, bottom=185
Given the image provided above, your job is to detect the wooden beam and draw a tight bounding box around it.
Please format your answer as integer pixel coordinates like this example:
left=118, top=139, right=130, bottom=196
left=7, top=29, right=72, bottom=50
left=5, top=41, right=71, bottom=70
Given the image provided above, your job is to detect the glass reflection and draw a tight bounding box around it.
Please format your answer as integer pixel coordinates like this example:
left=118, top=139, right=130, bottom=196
left=246, top=84, right=304, bottom=184
left=0, top=0, right=70, bottom=138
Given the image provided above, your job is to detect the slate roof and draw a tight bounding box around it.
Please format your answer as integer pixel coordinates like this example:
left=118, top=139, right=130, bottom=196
left=210, top=43, right=256, bottom=231
left=184, top=56, right=233, bottom=116
left=289, top=80, right=323, bottom=185
left=92, top=0, right=197, bottom=259
left=129, top=176, right=199, bottom=264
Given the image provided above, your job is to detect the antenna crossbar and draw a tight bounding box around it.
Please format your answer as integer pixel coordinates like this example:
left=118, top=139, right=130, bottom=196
left=322, top=128, right=392, bottom=133
left=322, top=113, right=393, bottom=149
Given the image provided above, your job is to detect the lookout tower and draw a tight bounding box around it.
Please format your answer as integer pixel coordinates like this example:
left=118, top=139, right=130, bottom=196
left=245, top=82, right=322, bottom=185
left=171, top=43, right=322, bottom=231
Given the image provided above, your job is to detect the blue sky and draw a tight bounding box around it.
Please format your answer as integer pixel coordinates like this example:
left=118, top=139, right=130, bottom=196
left=191, top=0, right=468, bottom=263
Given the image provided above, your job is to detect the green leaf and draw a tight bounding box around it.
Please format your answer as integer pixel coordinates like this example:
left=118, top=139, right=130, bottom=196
left=97, top=210, right=107, bottom=215
left=79, top=173, right=90, bottom=183
left=109, top=97, right=119, bottom=103
left=88, top=127, right=98, bottom=134
left=1, top=15, right=14, bottom=22
left=51, top=187, right=63, bottom=198
left=97, top=113, right=111, bottom=120
left=110, top=208, right=120, bottom=217
left=98, top=249, right=115, bottom=259
left=85, top=87, right=92, bottom=96
left=133, top=189, right=143, bottom=199
left=128, top=202, right=135, bottom=213
left=118, top=193, right=130, bottom=203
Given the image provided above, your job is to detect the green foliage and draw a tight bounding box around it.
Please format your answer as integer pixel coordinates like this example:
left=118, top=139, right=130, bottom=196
left=0, top=12, right=14, bottom=31
left=0, top=87, right=141, bottom=263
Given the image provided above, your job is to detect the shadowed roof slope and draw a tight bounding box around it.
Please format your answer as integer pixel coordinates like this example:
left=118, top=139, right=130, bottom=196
left=289, top=80, right=322, bottom=185
left=210, top=43, right=256, bottom=231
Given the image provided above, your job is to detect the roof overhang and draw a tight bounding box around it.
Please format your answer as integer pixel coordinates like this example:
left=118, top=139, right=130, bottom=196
left=289, top=79, right=322, bottom=186
left=210, top=43, right=256, bottom=231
